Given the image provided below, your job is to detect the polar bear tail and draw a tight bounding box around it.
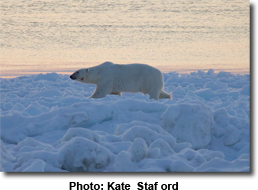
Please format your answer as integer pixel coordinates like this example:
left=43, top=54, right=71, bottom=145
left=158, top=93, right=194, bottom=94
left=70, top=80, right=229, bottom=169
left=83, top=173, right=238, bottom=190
left=159, top=90, right=172, bottom=99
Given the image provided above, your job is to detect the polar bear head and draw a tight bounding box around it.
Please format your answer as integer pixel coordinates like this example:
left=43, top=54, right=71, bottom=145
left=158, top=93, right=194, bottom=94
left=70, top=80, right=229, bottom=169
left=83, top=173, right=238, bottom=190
left=70, top=67, right=100, bottom=84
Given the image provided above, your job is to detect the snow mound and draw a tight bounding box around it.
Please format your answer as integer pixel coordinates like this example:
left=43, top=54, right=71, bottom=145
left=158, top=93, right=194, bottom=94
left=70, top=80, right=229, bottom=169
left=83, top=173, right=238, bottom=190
left=161, top=102, right=214, bottom=149
left=59, top=137, right=113, bottom=172
left=0, top=70, right=250, bottom=172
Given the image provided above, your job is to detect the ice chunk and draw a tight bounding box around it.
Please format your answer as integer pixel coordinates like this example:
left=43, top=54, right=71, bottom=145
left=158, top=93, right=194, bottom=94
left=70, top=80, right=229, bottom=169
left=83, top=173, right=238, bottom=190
left=168, top=160, right=195, bottom=172
left=24, top=105, right=43, bottom=116
left=195, top=157, right=249, bottom=172
left=217, top=71, right=232, bottom=78
left=121, top=125, right=176, bottom=146
left=161, top=102, right=214, bottom=149
left=23, top=159, right=45, bottom=172
left=207, top=69, right=214, bottom=75
left=130, top=138, right=148, bottom=162
left=184, top=90, right=204, bottom=101
left=13, top=103, right=26, bottom=112
left=241, top=84, right=250, bottom=95
left=62, top=128, right=100, bottom=142
left=1, top=102, right=13, bottom=111
left=180, top=148, right=196, bottom=161
left=30, top=89, right=62, bottom=98
left=203, top=81, right=228, bottom=91
left=172, top=86, right=186, bottom=99
left=213, top=108, right=229, bottom=126
left=16, top=150, right=61, bottom=172
left=198, top=149, right=225, bottom=161
left=114, top=121, right=170, bottom=136
left=59, top=137, right=113, bottom=172
left=148, top=148, right=161, bottom=159
left=186, top=84, right=195, bottom=91
left=195, top=88, right=214, bottom=101
left=223, top=124, right=241, bottom=146
left=113, top=151, right=135, bottom=172
left=0, top=141, right=16, bottom=171
left=34, top=72, right=60, bottom=82
left=149, top=139, right=175, bottom=157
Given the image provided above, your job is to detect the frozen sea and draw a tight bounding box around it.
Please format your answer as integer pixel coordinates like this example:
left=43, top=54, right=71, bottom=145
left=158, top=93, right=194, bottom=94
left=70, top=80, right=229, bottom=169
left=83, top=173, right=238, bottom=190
left=0, top=68, right=250, bottom=172
left=0, top=0, right=249, bottom=77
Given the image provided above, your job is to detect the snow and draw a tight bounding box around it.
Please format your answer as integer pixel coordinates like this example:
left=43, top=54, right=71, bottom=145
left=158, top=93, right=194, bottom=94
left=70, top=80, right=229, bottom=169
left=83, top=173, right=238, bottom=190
left=161, top=102, right=214, bottom=149
left=0, top=70, right=250, bottom=172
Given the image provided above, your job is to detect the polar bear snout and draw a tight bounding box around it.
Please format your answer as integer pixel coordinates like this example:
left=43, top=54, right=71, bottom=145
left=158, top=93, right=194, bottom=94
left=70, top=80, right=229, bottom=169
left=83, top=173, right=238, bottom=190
left=70, top=75, right=76, bottom=80
left=70, top=71, right=80, bottom=80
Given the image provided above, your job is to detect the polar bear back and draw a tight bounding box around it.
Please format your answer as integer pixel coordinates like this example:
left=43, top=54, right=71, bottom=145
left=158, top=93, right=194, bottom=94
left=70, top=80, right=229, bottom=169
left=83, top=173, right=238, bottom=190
left=99, top=63, right=164, bottom=94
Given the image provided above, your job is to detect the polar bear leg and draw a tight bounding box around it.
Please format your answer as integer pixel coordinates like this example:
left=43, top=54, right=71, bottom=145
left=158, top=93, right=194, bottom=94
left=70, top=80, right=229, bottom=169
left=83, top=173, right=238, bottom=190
left=90, top=81, right=113, bottom=99
left=148, top=87, right=161, bottom=100
left=149, top=92, right=159, bottom=100
left=110, top=92, right=122, bottom=96
left=159, top=90, right=171, bottom=99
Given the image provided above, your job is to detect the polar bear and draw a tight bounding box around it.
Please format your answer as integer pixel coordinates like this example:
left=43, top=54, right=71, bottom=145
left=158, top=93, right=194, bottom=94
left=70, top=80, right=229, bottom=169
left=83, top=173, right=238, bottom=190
left=70, top=62, right=171, bottom=100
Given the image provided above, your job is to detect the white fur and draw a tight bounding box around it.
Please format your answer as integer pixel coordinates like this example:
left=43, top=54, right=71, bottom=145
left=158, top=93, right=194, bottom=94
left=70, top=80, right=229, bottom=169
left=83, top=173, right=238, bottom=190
left=70, top=62, right=171, bottom=100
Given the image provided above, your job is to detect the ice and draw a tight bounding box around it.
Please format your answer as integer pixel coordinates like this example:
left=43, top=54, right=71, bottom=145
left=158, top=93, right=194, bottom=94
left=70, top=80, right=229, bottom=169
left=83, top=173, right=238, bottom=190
left=217, top=71, right=232, bottom=78
left=22, top=159, right=45, bottom=172
left=241, top=84, right=250, bottom=95
left=30, top=89, right=62, bottom=98
left=148, top=139, right=176, bottom=157
left=161, top=102, right=214, bottom=149
left=113, top=151, right=135, bottom=172
left=62, top=128, right=100, bottom=142
left=207, top=69, right=214, bottom=75
left=203, top=81, right=228, bottom=91
left=130, top=138, right=148, bottom=162
left=195, top=157, right=249, bottom=172
left=13, top=103, right=26, bottom=112
left=59, top=137, right=113, bottom=172
left=0, top=71, right=250, bottom=172
left=223, top=124, right=241, bottom=146
left=33, top=72, right=61, bottom=82
left=172, top=86, right=186, bottom=99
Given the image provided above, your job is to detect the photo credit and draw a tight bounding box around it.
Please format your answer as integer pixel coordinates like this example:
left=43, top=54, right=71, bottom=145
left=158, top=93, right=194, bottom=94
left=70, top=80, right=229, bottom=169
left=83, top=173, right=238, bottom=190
left=69, top=181, right=179, bottom=190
